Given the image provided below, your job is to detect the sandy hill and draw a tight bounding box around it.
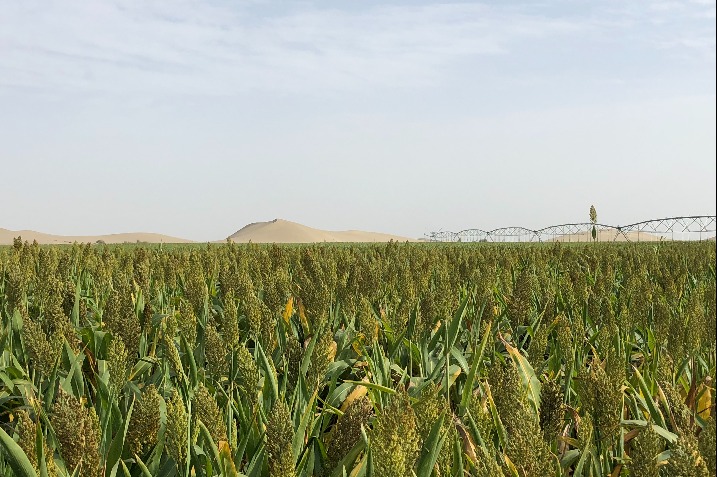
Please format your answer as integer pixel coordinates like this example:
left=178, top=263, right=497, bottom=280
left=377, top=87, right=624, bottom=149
left=0, top=228, right=193, bottom=245
left=227, top=219, right=414, bottom=243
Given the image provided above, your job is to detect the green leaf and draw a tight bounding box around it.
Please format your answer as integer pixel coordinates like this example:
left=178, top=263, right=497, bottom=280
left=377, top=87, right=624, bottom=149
left=299, top=332, right=321, bottom=379
left=35, top=421, right=48, bottom=477
left=106, top=397, right=134, bottom=477
left=60, top=341, right=84, bottom=399
left=71, top=279, right=81, bottom=326
left=120, top=460, right=132, bottom=477
left=155, top=458, right=177, bottom=477
left=560, top=449, right=581, bottom=469
left=329, top=441, right=365, bottom=477
left=180, top=334, right=198, bottom=391
left=650, top=424, right=678, bottom=444
left=632, top=366, right=666, bottom=429
left=446, top=294, right=469, bottom=351
left=245, top=444, right=265, bottom=477
left=197, top=420, right=222, bottom=473
left=485, top=387, right=507, bottom=450
left=128, top=356, right=158, bottom=381
left=415, top=413, right=446, bottom=477
left=292, top=390, right=317, bottom=466
left=364, top=445, right=374, bottom=477
left=449, top=346, right=470, bottom=374
left=133, top=453, right=153, bottom=477
left=460, top=323, right=491, bottom=413
left=573, top=442, right=592, bottom=477
left=451, top=432, right=463, bottom=477
left=341, top=380, right=396, bottom=396
left=256, top=341, right=278, bottom=406
left=0, top=427, right=37, bottom=477
left=655, top=449, right=672, bottom=464
left=326, top=382, right=356, bottom=409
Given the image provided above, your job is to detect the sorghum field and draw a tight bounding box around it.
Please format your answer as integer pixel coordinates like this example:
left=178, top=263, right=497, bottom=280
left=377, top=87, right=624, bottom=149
left=0, top=240, right=715, bottom=477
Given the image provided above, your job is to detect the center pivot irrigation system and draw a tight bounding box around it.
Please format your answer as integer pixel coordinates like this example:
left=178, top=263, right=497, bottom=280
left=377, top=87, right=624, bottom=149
left=427, top=215, right=717, bottom=243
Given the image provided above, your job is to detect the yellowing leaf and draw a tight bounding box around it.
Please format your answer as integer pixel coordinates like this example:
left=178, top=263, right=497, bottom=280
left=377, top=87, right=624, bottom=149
left=349, top=455, right=366, bottom=477
left=456, top=422, right=477, bottom=463
left=503, top=454, right=520, bottom=477
left=697, top=384, right=713, bottom=420
left=450, top=366, right=462, bottom=385
left=500, top=334, right=541, bottom=415
left=219, top=440, right=239, bottom=477
left=352, top=336, right=364, bottom=354
left=298, top=299, right=310, bottom=335
left=283, top=296, right=294, bottom=324
left=341, top=379, right=369, bottom=412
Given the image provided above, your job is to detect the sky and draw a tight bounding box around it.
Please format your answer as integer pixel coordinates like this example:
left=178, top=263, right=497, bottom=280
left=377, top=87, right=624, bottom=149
left=1, top=0, right=715, bottom=241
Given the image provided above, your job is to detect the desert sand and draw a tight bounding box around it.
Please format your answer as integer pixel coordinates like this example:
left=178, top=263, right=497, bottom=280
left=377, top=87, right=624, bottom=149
left=0, top=228, right=194, bottom=245
left=226, top=219, right=415, bottom=243
left=0, top=219, right=414, bottom=245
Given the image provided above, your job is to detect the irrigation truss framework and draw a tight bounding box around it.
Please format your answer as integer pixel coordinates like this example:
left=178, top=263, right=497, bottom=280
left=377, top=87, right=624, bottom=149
left=427, top=216, right=717, bottom=243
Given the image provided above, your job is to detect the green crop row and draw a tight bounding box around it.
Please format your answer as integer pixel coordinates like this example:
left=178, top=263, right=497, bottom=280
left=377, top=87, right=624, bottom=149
left=0, top=240, right=715, bottom=476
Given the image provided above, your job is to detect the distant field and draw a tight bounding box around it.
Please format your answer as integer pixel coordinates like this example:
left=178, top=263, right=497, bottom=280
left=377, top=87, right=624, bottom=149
left=1, top=242, right=715, bottom=476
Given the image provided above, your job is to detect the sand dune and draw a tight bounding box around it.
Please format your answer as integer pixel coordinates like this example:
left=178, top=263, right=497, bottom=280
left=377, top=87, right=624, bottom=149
left=227, top=219, right=414, bottom=243
left=0, top=228, right=194, bottom=245
left=1, top=219, right=413, bottom=245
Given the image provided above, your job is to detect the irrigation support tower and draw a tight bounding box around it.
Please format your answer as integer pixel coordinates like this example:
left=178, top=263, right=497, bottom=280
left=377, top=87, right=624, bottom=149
left=427, top=216, right=717, bottom=243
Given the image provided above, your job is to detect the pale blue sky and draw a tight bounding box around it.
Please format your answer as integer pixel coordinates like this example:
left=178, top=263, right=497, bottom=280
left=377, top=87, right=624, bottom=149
left=1, top=0, right=715, bottom=240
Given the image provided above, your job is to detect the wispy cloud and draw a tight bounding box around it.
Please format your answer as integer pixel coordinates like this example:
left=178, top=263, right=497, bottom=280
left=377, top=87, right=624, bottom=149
left=0, top=0, right=713, bottom=98
left=0, top=1, right=580, bottom=96
left=600, top=0, right=716, bottom=59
